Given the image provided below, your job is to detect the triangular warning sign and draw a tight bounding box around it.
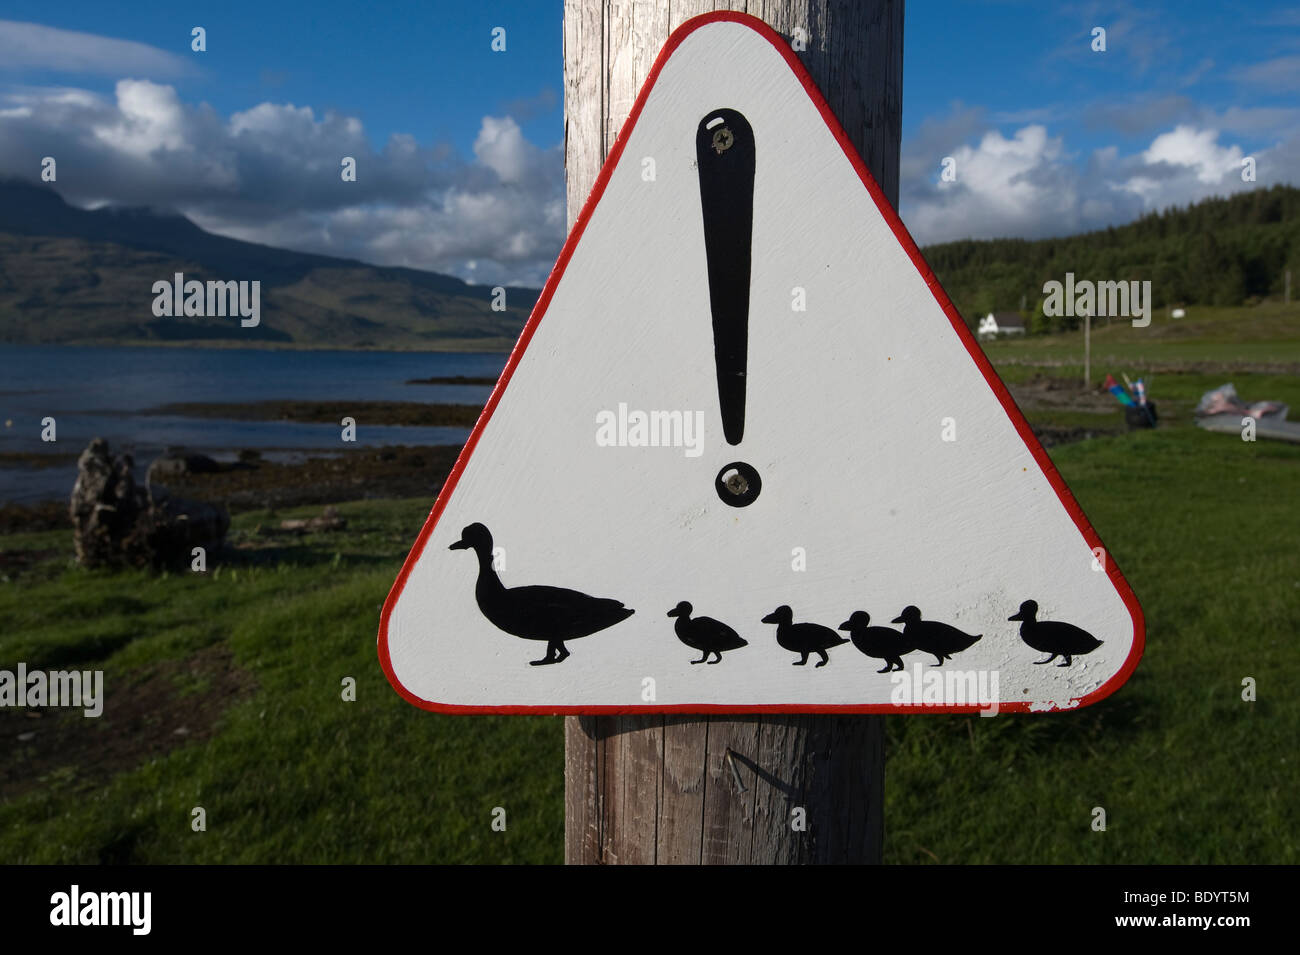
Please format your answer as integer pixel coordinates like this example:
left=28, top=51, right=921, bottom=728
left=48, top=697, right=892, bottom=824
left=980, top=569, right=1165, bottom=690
left=379, top=12, right=1143, bottom=714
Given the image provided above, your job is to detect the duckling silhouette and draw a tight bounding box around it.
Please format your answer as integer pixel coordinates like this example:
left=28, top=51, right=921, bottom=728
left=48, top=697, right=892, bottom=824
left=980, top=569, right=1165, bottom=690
left=1009, top=599, right=1102, bottom=666
left=838, top=611, right=914, bottom=672
left=449, top=523, right=633, bottom=665
left=890, top=606, right=981, bottom=667
left=761, top=605, right=848, bottom=667
left=667, top=601, right=748, bottom=664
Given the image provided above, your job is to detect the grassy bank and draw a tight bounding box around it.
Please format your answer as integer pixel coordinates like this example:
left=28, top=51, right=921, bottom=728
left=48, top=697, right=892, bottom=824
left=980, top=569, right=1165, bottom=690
left=886, top=427, right=1299, bottom=863
left=1, top=499, right=561, bottom=863
left=2, top=301, right=1298, bottom=863
left=981, top=301, right=1300, bottom=370
left=2, top=426, right=1297, bottom=863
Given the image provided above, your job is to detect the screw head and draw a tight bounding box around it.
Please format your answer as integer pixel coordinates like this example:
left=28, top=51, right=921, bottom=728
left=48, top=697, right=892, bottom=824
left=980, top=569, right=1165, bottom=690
left=712, top=127, right=734, bottom=154
left=715, top=461, right=761, bottom=508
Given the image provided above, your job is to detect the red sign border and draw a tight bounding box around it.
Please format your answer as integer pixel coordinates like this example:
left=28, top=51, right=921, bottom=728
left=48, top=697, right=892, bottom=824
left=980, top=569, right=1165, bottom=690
left=377, top=10, right=1146, bottom=715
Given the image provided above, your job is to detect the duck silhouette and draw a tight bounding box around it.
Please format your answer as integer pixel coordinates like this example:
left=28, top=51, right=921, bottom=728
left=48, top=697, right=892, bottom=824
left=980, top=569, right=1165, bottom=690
left=1009, top=599, right=1102, bottom=666
left=890, top=606, right=981, bottom=667
left=449, top=523, right=634, bottom=665
left=838, top=611, right=914, bottom=672
left=761, top=605, right=848, bottom=667
left=667, top=601, right=748, bottom=664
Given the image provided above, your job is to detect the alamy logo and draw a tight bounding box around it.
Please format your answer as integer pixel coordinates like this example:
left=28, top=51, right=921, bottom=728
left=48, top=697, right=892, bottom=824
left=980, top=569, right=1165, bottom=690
left=50, top=885, right=151, bottom=935
left=151, top=272, right=261, bottom=327
left=890, top=663, right=1000, bottom=714
left=595, top=403, right=705, bottom=458
left=1042, top=272, right=1151, bottom=327
left=0, top=664, right=103, bottom=717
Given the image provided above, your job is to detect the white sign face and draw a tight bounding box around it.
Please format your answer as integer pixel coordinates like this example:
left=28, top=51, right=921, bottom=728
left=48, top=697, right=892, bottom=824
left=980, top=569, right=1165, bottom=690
left=379, top=12, right=1144, bottom=714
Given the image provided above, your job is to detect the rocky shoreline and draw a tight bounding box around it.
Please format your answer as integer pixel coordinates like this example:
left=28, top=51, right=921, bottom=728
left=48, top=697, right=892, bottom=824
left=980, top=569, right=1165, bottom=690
left=1, top=443, right=463, bottom=534
left=143, top=399, right=484, bottom=427
left=405, top=375, right=499, bottom=385
left=2, top=377, right=1124, bottom=536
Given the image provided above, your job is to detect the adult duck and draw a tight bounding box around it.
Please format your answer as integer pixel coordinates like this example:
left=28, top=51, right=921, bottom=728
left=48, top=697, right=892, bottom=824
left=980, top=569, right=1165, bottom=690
left=667, top=601, right=748, bottom=664
left=449, top=523, right=634, bottom=665
left=1009, top=599, right=1102, bottom=666
left=761, top=605, right=848, bottom=667
left=890, top=606, right=981, bottom=667
left=838, top=611, right=914, bottom=672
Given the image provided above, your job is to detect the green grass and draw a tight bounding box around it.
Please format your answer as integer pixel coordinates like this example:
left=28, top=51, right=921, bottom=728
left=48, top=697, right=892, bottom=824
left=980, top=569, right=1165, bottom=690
left=3, top=428, right=1297, bottom=863
left=982, top=301, right=1300, bottom=368
left=884, top=428, right=1300, bottom=863
left=1017, top=408, right=1122, bottom=432
left=3, top=301, right=1298, bottom=863
left=0, top=501, right=563, bottom=864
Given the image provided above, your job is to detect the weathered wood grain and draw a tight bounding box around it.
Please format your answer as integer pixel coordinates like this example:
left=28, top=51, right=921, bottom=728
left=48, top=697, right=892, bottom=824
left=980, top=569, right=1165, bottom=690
left=699, top=717, right=761, bottom=864
left=563, top=0, right=902, bottom=865
left=657, top=716, right=708, bottom=863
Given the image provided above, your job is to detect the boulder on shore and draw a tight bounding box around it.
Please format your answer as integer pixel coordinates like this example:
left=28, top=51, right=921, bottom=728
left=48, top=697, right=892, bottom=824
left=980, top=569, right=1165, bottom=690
left=70, top=438, right=229, bottom=569
left=146, top=450, right=224, bottom=483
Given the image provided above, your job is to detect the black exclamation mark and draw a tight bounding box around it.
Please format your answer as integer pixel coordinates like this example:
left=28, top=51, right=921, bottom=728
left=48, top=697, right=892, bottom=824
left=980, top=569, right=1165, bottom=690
left=697, top=108, right=761, bottom=508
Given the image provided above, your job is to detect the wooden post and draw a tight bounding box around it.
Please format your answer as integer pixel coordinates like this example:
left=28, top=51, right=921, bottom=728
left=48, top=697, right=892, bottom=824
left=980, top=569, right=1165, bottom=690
left=1083, top=309, right=1091, bottom=389
left=563, top=0, right=901, bottom=865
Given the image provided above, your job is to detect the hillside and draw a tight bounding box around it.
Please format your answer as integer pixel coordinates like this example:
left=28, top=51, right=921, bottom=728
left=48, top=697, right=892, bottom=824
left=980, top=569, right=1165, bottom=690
left=0, top=180, right=539, bottom=350
left=3, top=181, right=1296, bottom=348
left=926, top=184, right=1300, bottom=325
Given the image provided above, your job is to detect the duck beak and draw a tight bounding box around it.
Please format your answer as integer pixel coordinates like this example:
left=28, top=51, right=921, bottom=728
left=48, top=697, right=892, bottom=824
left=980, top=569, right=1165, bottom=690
left=666, top=608, right=679, bottom=618
left=1008, top=612, right=1022, bottom=621
left=838, top=620, right=852, bottom=631
left=449, top=538, right=469, bottom=551
left=890, top=615, right=904, bottom=624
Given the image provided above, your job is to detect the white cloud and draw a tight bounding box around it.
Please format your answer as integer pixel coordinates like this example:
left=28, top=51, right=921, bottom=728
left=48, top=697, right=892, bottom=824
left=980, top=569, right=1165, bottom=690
left=92, top=79, right=188, bottom=157
left=1137, top=124, right=1243, bottom=184
left=473, top=116, right=537, bottom=186
left=904, top=124, right=1084, bottom=243
left=0, top=20, right=194, bottom=78
left=1, top=57, right=1295, bottom=286
left=899, top=106, right=1294, bottom=246
left=0, top=80, right=565, bottom=287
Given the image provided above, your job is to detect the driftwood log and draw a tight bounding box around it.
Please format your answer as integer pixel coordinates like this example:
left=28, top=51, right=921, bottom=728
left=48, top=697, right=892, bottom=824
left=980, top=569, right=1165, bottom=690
left=70, top=438, right=229, bottom=569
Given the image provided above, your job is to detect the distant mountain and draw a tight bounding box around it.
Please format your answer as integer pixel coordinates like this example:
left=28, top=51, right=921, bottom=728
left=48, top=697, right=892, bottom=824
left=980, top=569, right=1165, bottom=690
left=13, top=179, right=1291, bottom=349
left=0, top=180, right=540, bottom=349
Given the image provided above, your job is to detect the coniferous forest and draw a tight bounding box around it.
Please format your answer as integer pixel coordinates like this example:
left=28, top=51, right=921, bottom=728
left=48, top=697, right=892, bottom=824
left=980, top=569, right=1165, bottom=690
left=923, top=184, right=1300, bottom=330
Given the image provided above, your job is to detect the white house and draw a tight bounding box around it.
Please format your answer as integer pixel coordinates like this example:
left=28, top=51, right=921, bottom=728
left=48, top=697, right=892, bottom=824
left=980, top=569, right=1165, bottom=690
left=977, top=311, right=1027, bottom=340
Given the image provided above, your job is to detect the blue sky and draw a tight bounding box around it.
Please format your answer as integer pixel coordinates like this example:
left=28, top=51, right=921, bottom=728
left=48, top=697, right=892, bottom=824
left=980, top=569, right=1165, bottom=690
left=1, top=1, right=1297, bottom=286
left=0, top=0, right=566, bottom=159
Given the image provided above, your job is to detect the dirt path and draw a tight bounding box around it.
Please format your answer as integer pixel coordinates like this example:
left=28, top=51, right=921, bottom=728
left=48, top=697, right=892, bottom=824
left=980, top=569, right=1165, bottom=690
left=0, top=644, right=256, bottom=805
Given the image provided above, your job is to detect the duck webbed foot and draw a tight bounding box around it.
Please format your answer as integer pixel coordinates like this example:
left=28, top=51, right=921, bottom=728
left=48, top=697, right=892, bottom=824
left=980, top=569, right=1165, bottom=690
left=530, top=641, right=570, bottom=666
left=815, top=651, right=829, bottom=668
left=1034, top=655, right=1057, bottom=665
left=1056, top=656, right=1072, bottom=667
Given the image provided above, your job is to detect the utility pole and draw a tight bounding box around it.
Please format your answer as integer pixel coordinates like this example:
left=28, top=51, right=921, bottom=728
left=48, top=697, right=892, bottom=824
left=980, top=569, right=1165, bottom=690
left=563, top=0, right=901, bottom=864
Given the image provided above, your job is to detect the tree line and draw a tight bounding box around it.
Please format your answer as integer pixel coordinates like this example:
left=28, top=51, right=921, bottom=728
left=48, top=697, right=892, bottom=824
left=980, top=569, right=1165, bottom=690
left=923, top=184, right=1300, bottom=332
